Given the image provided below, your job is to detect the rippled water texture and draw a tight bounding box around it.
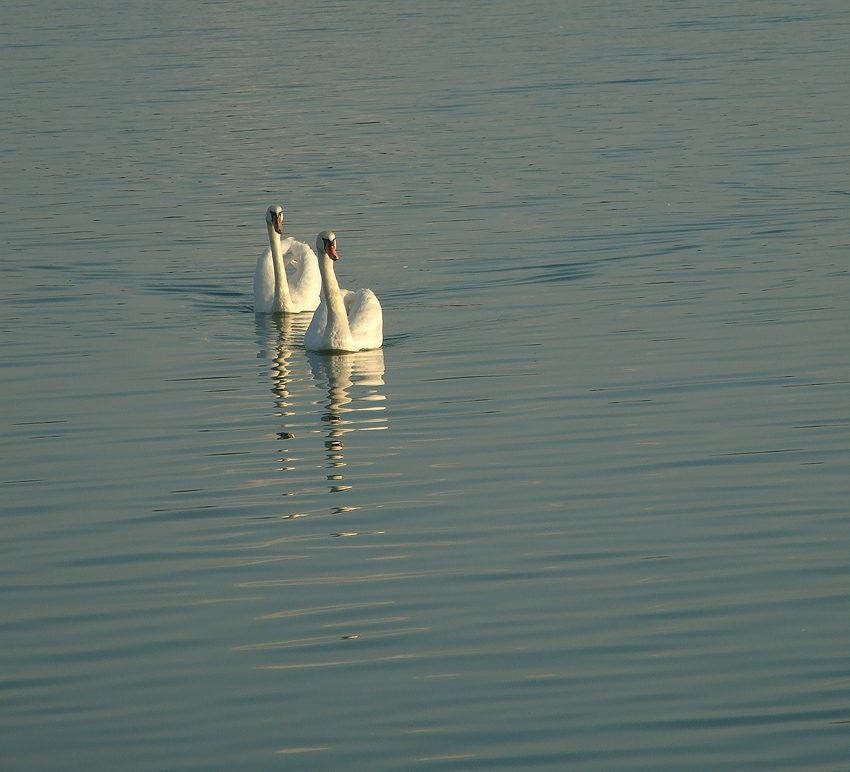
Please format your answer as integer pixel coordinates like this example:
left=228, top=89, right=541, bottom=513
left=2, top=1, right=850, bottom=770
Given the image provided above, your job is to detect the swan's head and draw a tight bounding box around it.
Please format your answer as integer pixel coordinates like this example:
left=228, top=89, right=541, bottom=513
left=317, top=230, right=339, bottom=261
left=265, top=205, right=284, bottom=235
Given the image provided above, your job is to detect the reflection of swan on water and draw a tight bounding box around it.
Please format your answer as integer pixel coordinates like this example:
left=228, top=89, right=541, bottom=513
left=254, top=312, right=312, bottom=438
left=253, top=206, right=321, bottom=314
left=254, top=312, right=304, bottom=363
left=308, top=349, right=387, bottom=493
left=305, top=231, right=383, bottom=352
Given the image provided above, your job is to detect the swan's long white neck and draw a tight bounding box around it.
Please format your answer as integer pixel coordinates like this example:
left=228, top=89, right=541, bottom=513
left=268, top=221, right=292, bottom=313
left=317, top=241, right=353, bottom=345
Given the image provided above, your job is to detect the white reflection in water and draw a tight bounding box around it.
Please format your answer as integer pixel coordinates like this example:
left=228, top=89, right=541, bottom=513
left=254, top=313, right=387, bottom=504
left=254, top=312, right=311, bottom=383
left=308, top=349, right=387, bottom=495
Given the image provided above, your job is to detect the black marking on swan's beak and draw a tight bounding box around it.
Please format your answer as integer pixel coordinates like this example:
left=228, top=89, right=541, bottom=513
left=324, top=238, right=339, bottom=260
left=273, top=212, right=284, bottom=235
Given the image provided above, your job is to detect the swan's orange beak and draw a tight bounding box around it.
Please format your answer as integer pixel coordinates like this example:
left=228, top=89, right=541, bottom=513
left=324, top=239, right=339, bottom=261
left=273, top=212, right=284, bottom=235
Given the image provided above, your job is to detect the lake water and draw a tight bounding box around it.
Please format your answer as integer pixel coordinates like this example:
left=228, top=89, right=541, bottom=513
left=2, top=1, right=850, bottom=770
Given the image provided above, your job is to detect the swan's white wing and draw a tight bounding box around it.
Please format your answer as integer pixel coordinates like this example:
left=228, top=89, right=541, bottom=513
left=347, top=289, right=383, bottom=351
left=253, top=248, right=274, bottom=313
left=286, top=240, right=322, bottom=312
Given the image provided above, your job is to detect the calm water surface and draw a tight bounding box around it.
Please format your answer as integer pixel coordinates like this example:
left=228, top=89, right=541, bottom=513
left=2, top=1, right=850, bottom=770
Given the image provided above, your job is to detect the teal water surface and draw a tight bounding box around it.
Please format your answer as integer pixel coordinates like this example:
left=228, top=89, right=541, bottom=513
left=2, top=2, right=850, bottom=770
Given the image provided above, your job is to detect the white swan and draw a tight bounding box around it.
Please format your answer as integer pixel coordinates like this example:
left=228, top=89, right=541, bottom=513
left=305, top=231, right=383, bottom=353
left=253, top=205, right=321, bottom=314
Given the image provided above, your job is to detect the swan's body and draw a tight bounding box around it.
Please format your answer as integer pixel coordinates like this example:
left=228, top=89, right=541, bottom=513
left=305, top=231, right=383, bottom=353
left=253, top=206, right=321, bottom=314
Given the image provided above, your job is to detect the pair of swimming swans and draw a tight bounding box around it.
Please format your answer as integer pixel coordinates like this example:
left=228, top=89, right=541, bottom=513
left=253, top=205, right=383, bottom=353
